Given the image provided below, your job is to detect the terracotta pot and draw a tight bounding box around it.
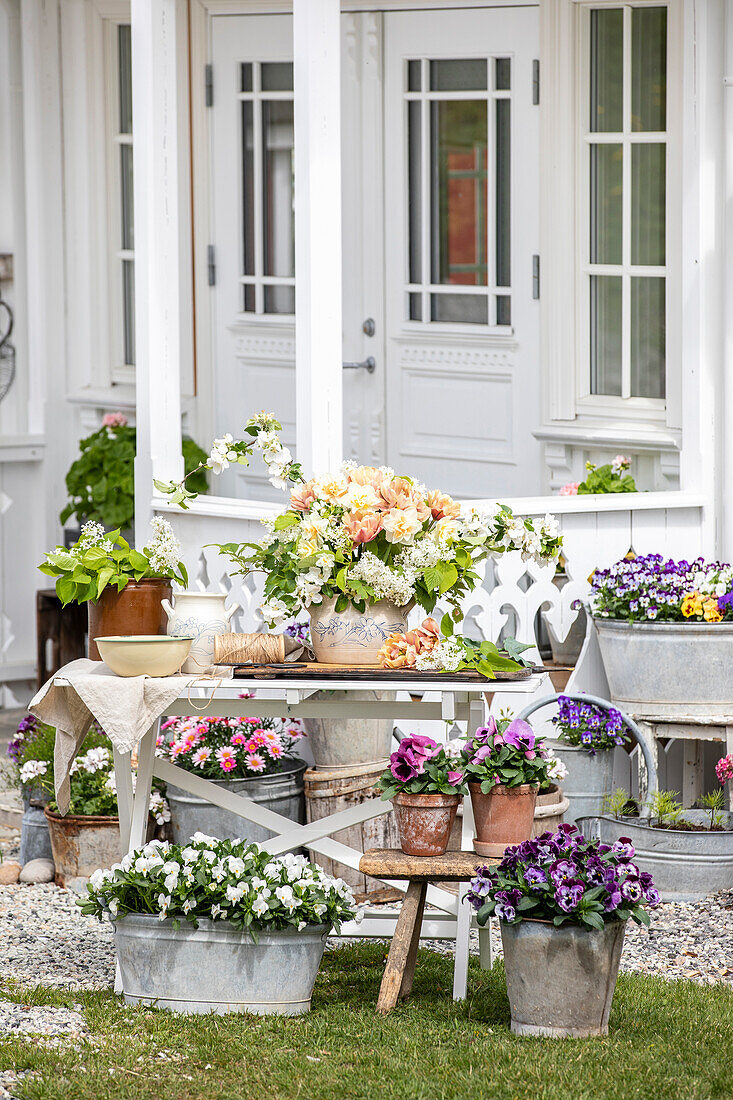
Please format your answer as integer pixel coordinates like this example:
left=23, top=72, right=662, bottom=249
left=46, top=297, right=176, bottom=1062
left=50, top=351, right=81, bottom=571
left=469, top=782, right=537, bottom=857
left=87, top=579, right=172, bottom=660
left=391, top=791, right=460, bottom=856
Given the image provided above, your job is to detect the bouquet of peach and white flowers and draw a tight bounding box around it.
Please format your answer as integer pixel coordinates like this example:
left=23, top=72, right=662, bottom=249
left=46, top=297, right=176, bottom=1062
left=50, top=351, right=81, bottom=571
left=156, top=412, right=562, bottom=627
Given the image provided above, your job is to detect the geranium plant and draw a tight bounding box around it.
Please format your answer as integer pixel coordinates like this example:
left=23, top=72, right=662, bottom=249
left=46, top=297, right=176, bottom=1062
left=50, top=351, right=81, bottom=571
left=79, top=834, right=356, bottom=938
left=716, top=754, right=733, bottom=786
left=13, top=714, right=169, bottom=823
left=559, top=455, right=637, bottom=497
left=61, top=413, right=208, bottom=531
left=377, top=735, right=468, bottom=800
left=157, top=712, right=304, bottom=781
left=590, top=554, right=733, bottom=623
left=39, top=517, right=188, bottom=606
left=552, top=696, right=630, bottom=755
left=467, top=824, right=660, bottom=929
left=461, top=716, right=551, bottom=791
left=377, top=615, right=534, bottom=677
left=155, top=412, right=562, bottom=627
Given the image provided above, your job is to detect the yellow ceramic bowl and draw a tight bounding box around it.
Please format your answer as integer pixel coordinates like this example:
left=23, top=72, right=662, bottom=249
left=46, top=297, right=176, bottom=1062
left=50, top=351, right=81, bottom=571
left=95, top=635, right=194, bottom=678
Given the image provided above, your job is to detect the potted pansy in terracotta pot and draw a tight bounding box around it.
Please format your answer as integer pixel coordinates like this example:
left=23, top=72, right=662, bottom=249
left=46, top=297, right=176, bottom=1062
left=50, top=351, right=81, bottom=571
left=462, top=717, right=550, bottom=857
left=468, top=824, right=660, bottom=1037
left=378, top=735, right=467, bottom=856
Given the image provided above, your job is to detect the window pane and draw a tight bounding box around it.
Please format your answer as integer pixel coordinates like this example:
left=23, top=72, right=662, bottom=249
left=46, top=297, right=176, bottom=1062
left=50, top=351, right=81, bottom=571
left=430, top=100, right=488, bottom=287
left=264, top=285, right=295, bottom=314
left=407, top=60, right=421, bottom=91
left=631, top=277, right=665, bottom=397
left=120, top=143, right=134, bottom=251
left=262, top=101, right=295, bottom=279
left=241, top=101, right=255, bottom=277
left=240, top=63, right=253, bottom=93
left=409, top=293, right=422, bottom=321
left=122, top=259, right=135, bottom=366
left=408, top=101, right=422, bottom=283
left=242, top=284, right=255, bottom=313
left=429, top=59, right=487, bottom=92
left=261, top=62, right=293, bottom=92
left=118, top=25, right=132, bottom=134
left=431, top=293, right=488, bottom=324
left=496, top=295, right=511, bottom=326
left=590, top=143, right=622, bottom=264
left=632, top=7, right=667, bottom=132
left=496, top=97, right=510, bottom=287
left=590, top=275, right=622, bottom=395
left=631, top=144, right=665, bottom=266
left=590, top=8, right=623, bottom=132
left=495, top=58, right=511, bottom=91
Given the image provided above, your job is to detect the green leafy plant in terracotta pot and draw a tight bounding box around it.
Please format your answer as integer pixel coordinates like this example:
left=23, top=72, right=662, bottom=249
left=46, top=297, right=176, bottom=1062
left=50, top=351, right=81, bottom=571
left=39, top=518, right=188, bottom=659
left=378, top=735, right=467, bottom=856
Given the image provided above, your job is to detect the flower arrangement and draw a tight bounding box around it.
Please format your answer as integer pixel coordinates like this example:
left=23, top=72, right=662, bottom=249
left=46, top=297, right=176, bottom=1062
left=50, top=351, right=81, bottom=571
left=590, top=554, right=733, bottom=623
left=467, top=824, right=660, bottom=928
left=377, top=735, right=468, bottom=800
left=559, top=456, right=637, bottom=497
left=39, top=517, right=188, bottom=606
left=61, top=413, right=208, bottom=532
left=461, top=716, right=550, bottom=791
left=377, top=615, right=534, bottom=677
left=155, top=412, right=562, bottom=627
left=551, top=696, right=630, bottom=755
left=157, top=712, right=304, bottom=781
left=79, top=834, right=355, bottom=936
left=12, top=715, right=169, bottom=822
left=716, top=754, right=733, bottom=786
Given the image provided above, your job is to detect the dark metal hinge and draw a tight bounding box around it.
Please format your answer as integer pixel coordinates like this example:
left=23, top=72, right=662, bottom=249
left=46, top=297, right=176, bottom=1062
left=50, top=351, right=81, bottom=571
left=532, top=254, right=540, bottom=300
left=532, top=59, right=540, bottom=105
left=205, top=63, right=214, bottom=107
left=207, top=245, right=216, bottom=287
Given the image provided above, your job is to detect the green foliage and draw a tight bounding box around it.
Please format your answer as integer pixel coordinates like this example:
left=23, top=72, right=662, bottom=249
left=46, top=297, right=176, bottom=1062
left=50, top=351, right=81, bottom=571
left=698, top=788, right=725, bottom=830
left=577, top=462, right=637, bottom=495
left=647, top=789, right=685, bottom=827
left=61, top=423, right=208, bottom=530
left=604, top=787, right=638, bottom=818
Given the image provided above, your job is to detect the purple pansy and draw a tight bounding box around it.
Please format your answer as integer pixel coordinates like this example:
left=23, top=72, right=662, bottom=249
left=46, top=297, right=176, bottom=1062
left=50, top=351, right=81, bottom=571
left=549, top=859, right=578, bottom=886
left=611, top=837, right=635, bottom=860
left=555, top=881, right=584, bottom=912
left=524, top=866, right=548, bottom=890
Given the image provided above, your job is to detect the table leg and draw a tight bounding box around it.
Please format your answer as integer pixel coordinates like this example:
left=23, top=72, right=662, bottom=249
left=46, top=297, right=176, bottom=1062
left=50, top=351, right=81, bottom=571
left=112, top=748, right=134, bottom=852
left=376, top=881, right=427, bottom=1014
left=398, top=881, right=428, bottom=1002
left=127, top=722, right=157, bottom=853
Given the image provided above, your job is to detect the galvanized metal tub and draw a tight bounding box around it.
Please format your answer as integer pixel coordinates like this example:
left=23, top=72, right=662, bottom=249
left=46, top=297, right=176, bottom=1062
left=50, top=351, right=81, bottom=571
left=547, top=740, right=616, bottom=827
left=44, top=809, right=122, bottom=892
left=501, top=918, right=626, bottom=1038
left=114, top=914, right=329, bottom=1015
left=301, top=690, right=396, bottom=772
left=594, top=619, right=733, bottom=717
left=578, top=811, right=733, bottom=902
left=167, top=760, right=306, bottom=845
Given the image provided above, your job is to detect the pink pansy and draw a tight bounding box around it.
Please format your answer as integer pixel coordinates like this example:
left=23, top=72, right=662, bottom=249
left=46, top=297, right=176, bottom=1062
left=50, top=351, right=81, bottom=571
left=246, top=752, right=266, bottom=773
left=447, top=771, right=464, bottom=787
left=559, top=482, right=580, bottom=497
left=102, top=411, right=128, bottom=428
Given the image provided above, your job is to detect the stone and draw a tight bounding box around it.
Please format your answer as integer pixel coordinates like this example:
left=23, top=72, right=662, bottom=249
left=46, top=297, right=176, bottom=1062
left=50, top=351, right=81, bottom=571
left=19, top=858, right=55, bottom=884
left=0, top=861, right=20, bottom=884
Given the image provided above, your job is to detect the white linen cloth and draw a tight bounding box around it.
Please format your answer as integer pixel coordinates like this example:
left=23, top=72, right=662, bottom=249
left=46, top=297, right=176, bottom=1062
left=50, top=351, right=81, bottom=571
left=29, top=659, right=224, bottom=814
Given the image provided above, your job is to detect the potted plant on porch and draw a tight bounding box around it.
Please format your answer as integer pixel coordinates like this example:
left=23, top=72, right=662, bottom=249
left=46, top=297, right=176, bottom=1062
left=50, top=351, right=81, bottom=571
left=377, top=735, right=467, bottom=856
left=590, top=554, right=733, bottom=716
left=79, top=834, right=356, bottom=1015
left=548, top=695, right=630, bottom=825
left=468, top=824, right=660, bottom=1037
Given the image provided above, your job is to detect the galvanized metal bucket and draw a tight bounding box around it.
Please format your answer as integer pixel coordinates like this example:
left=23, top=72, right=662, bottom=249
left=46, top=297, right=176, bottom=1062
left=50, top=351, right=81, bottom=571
left=594, top=618, right=733, bottom=717
left=501, top=918, right=626, bottom=1038
left=547, top=741, right=616, bottom=826
left=167, top=760, right=306, bottom=845
left=20, top=805, right=54, bottom=864
left=578, top=811, right=733, bottom=902
left=301, top=690, right=396, bottom=772
left=114, top=914, right=329, bottom=1015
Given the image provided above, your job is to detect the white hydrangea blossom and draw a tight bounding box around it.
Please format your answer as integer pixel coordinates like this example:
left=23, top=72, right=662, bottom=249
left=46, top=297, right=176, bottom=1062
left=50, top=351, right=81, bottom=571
left=146, top=516, right=183, bottom=576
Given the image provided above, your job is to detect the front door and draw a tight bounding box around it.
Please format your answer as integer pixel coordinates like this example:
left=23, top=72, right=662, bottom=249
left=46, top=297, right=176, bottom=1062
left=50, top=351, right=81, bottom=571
left=208, top=6, right=540, bottom=500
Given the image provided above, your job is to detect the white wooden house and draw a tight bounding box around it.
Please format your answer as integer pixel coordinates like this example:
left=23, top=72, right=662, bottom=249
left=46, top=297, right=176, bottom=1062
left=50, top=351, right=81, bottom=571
left=0, top=0, right=724, bottom=730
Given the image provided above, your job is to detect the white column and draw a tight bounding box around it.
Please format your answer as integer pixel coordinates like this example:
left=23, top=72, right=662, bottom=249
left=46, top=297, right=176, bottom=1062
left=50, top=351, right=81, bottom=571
left=722, top=0, right=733, bottom=557
left=131, top=0, right=185, bottom=547
left=293, top=0, right=343, bottom=474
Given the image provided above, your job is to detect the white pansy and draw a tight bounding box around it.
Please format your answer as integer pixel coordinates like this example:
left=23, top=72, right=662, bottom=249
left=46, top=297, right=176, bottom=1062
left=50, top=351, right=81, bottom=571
left=225, top=883, right=247, bottom=904
left=252, top=896, right=269, bottom=917
left=108, top=898, right=119, bottom=917
left=164, top=873, right=179, bottom=893
left=182, top=846, right=198, bottom=865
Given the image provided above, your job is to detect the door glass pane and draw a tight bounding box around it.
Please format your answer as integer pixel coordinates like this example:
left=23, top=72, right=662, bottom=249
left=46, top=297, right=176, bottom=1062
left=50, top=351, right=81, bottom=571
left=240, top=63, right=253, bottom=92
left=261, top=62, right=293, bottom=92
left=631, top=277, right=665, bottom=397
left=496, top=296, right=511, bottom=326
left=496, top=97, right=510, bottom=288
left=408, top=101, right=422, bottom=283
left=495, top=58, right=511, bottom=91
left=632, top=7, right=667, bottom=132
left=409, top=293, right=422, bottom=321
left=118, top=25, right=132, bottom=134
left=407, top=60, right=422, bottom=91
left=590, top=8, right=623, bottom=133
left=263, top=101, right=295, bottom=279
left=120, top=143, right=134, bottom=251
left=631, top=144, right=665, bottom=266
left=590, top=275, right=622, bottom=395
left=264, top=285, right=295, bottom=315
left=241, top=101, right=255, bottom=279
left=590, top=144, right=622, bottom=264
left=429, top=59, right=487, bottom=92
left=431, top=294, right=488, bottom=324
left=122, top=260, right=135, bottom=366
left=430, top=100, right=488, bottom=287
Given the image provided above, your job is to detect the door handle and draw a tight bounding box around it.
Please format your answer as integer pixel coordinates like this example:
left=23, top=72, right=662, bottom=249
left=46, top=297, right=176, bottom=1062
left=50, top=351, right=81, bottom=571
left=342, top=356, right=375, bottom=374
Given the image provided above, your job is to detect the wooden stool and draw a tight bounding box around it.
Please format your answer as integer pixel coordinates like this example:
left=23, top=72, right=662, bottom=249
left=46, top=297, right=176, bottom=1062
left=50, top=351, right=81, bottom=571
left=359, top=848, right=495, bottom=1014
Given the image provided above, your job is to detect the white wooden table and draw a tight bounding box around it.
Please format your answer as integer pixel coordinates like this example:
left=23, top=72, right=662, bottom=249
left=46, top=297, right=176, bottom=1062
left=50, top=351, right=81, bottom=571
left=113, top=670, right=546, bottom=1000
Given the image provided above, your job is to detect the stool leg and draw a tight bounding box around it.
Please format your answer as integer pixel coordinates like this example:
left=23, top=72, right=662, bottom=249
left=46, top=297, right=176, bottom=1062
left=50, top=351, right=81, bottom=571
left=453, top=883, right=471, bottom=1001
left=478, top=922, right=493, bottom=970
left=376, top=881, right=426, bottom=1014
left=399, top=881, right=428, bottom=1002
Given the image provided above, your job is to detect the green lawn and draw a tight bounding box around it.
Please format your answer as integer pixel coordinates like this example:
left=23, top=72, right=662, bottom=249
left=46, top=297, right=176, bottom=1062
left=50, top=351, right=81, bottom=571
left=1, top=944, right=732, bottom=1100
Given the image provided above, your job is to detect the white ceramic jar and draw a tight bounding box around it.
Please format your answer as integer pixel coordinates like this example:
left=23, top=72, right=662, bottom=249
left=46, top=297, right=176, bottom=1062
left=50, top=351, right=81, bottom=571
left=161, top=592, right=239, bottom=673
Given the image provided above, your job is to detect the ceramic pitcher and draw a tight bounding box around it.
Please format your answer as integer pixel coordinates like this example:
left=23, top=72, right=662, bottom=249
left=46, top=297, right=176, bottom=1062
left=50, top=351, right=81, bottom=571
left=161, top=592, right=240, bottom=674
